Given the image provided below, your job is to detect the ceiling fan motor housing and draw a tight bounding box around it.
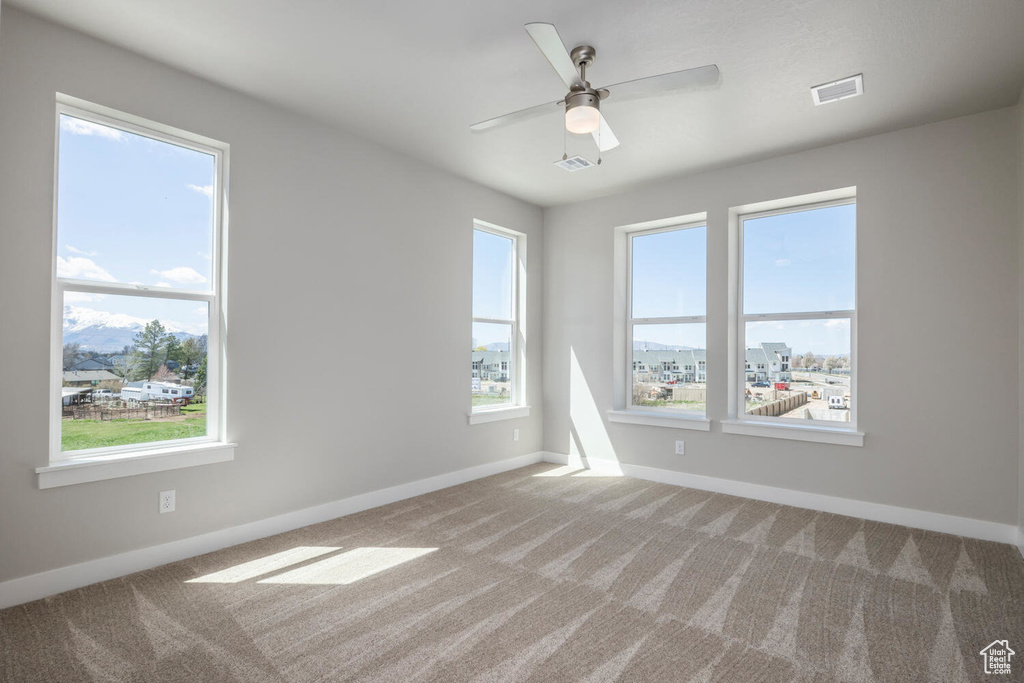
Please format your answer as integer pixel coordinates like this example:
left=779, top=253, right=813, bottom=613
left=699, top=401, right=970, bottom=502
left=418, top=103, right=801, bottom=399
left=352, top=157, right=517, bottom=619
left=565, top=86, right=601, bottom=115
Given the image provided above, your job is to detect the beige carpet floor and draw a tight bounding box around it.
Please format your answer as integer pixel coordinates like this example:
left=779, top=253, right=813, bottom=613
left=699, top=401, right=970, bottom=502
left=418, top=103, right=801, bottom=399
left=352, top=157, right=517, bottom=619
left=2, top=463, right=1023, bottom=682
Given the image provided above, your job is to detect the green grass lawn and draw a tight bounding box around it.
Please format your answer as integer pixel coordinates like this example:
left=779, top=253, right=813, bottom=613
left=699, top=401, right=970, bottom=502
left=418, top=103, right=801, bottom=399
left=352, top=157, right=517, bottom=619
left=62, top=403, right=207, bottom=452
left=472, top=395, right=511, bottom=407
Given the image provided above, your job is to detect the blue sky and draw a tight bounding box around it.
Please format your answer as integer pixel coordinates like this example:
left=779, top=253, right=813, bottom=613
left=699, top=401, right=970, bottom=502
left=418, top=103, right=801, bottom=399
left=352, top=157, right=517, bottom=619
left=632, top=226, right=706, bottom=320
left=743, top=203, right=856, bottom=315
left=57, top=114, right=214, bottom=335
left=472, top=229, right=513, bottom=346
left=631, top=205, right=855, bottom=355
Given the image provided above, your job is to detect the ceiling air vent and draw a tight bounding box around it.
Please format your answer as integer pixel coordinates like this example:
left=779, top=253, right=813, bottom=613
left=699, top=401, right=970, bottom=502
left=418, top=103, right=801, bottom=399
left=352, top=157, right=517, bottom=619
left=554, top=155, right=596, bottom=172
left=811, top=74, right=863, bottom=106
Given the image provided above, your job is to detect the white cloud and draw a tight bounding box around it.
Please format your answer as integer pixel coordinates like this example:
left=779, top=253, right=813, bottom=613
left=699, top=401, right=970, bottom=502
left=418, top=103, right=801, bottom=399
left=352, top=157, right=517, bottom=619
left=198, top=251, right=211, bottom=261
left=60, top=117, right=126, bottom=141
left=57, top=256, right=116, bottom=282
left=64, top=291, right=106, bottom=303
left=154, top=282, right=172, bottom=288
left=774, top=258, right=790, bottom=267
left=66, top=245, right=98, bottom=256
left=188, top=184, right=213, bottom=197
left=150, top=266, right=207, bottom=285
left=824, top=319, right=850, bottom=330
left=194, top=306, right=208, bottom=316
left=746, top=320, right=786, bottom=331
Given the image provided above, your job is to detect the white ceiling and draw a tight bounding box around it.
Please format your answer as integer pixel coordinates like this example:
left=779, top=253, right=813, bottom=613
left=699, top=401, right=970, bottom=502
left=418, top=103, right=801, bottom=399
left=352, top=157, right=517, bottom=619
left=10, top=0, right=1024, bottom=207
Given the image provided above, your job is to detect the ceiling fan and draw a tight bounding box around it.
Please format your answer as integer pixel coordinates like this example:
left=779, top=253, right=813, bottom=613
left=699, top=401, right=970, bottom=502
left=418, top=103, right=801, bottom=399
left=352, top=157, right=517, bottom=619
left=470, top=23, right=720, bottom=152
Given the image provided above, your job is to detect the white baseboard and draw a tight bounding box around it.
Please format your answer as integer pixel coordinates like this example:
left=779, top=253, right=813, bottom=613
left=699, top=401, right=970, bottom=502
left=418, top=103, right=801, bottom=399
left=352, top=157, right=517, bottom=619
left=0, top=451, right=546, bottom=610
left=539, top=452, right=1019, bottom=546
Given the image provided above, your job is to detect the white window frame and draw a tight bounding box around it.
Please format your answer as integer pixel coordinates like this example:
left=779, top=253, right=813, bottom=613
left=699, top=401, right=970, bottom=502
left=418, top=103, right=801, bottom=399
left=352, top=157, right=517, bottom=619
left=39, top=95, right=234, bottom=488
left=468, top=220, right=529, bottom=424
left=724, top=188, right=862, bottom=446
left=608, top=212, right=711, bottom=431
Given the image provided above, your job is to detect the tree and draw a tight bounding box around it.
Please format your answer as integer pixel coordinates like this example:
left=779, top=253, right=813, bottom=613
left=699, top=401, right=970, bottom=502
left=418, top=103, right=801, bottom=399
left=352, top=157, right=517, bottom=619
left=790, top=354, right=804, bottom=370
left=165, top=335, right=183, bottom=368
left=823, top=356, right=839, bottom=372
left=802, top=354, right=817, bottom=369
left=152, top=364, right=176, bottom=382
left=632, top=382, right=657, bottom=406
left=472, top=345, right=488, bottom=352
left=195, top=356, right=208, bottom=394
left=133, top=320, right=174, bottom=380
left=114, top=352, right=144, bottom=384
left=178, top=337, right=204, bottom=380
left=62, top=342, right=82, bottom=370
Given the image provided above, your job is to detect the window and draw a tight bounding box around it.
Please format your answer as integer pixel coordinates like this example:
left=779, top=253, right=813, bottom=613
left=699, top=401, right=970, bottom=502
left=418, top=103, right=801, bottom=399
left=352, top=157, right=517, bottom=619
left=48, top=96, right=229, bottom=474
left=627, top=221, right=707, bottom=416
left=470, top=221, right=526, bottom=420
left=733, top=195, right=857, bottom=435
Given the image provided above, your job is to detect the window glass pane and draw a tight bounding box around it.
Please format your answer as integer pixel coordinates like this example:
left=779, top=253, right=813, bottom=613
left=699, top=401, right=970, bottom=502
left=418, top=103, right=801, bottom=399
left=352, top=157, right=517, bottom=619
left=56, top=114, right=215, bottom=291
left=471, top=322, right=512, bottom=408
left=742, top=203, right=855, bottom=315
left=62, top=293, right=209, bottom=452
left=631, top=227, right=706, bottom=318
left=631, top=323, right=706, bottom=412
left=472, top=229, right=513, bottom=320
left=744, top=319, right=851, bottom=423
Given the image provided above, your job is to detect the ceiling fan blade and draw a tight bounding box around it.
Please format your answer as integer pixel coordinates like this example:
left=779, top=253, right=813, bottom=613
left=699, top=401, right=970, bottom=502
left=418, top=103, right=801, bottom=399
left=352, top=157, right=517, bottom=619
left=470, top=99, right=563, bottom=132
left=524, top=22, right=583, bottom=90
left=592, top=114, right=619, bottom=151
left=599, top=64, right=720, bottom=101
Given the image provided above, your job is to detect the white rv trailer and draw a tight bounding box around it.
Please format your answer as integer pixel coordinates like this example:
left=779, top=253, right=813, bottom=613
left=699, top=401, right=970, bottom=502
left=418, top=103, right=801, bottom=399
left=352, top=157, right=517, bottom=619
left=120, top=381, right=194, bottom=403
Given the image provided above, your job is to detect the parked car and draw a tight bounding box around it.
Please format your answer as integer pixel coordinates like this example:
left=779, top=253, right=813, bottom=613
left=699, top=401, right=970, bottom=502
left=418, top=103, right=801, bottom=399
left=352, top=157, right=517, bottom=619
left=752, top=381, right=770, bottom=388
left=828, top=396, right=847, bottom=410
left=93, top=389, right=114, bottom=398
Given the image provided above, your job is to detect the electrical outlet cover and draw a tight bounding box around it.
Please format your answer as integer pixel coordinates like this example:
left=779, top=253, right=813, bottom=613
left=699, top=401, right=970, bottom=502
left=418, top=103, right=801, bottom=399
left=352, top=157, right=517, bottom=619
left=159, top=490, right=175, bottom=513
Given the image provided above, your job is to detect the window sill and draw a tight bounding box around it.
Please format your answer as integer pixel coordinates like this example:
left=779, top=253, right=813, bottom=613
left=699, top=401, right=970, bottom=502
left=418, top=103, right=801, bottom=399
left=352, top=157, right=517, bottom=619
left=721, top=419, right=864, bottom=447
left=467, top=405, right=530, bottom=425
left=607, top=410, right=711, bottom=431
left=36, top=441, right=236, bottom=489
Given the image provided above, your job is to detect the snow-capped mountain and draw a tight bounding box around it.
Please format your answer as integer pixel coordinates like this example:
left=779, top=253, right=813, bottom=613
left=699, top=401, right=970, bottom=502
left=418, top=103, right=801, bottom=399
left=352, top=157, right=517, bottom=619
left=63, top=305, right=197, bottom=351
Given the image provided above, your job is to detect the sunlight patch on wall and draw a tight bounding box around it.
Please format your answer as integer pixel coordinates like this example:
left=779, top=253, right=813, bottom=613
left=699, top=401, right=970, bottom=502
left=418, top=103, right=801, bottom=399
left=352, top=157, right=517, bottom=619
left=570, top=346, right=620, bottom=469
left=257, top=547, right=437, bottom=585
left=186, top=546, right=339, bottom=584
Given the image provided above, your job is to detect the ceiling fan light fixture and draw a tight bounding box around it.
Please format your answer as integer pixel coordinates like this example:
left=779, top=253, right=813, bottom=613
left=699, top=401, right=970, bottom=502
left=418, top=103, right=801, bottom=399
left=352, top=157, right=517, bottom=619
left=564, top=89, right=601, bottom=134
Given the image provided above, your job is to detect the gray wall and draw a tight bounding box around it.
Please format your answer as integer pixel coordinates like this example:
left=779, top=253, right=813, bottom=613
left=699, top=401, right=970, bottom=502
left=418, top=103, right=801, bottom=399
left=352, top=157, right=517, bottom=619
left=544, top=107, right=1020, bottom=525
left=1019, top=87, right=1024, bottom=545
left=0, top=7, right=543, bottom=583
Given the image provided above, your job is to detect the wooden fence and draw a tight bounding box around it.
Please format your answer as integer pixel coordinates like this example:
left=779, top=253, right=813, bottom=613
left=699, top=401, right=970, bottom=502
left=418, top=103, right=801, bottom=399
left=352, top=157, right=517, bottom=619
left=63, top=404, right=182, bottom=421
left=746, top=392, right=808, bottom=417
left=671, top=387, right=707, bottom=402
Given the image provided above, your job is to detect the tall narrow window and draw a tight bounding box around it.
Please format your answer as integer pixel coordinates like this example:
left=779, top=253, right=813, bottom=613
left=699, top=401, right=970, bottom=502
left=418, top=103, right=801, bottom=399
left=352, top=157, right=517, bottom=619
left=628, top=222, right=707, bottom=415
left=50, top=98, right=228, bottom=464
left=737, top=198, right=856, bottom=429
left=471, top=222, right=524, bottom=417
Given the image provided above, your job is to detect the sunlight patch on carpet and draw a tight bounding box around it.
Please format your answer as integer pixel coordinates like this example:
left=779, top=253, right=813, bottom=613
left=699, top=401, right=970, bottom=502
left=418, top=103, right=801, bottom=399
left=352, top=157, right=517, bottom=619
left=186, top=546, right=340, bottom=584
left=257, top=547, right=438, bottom=585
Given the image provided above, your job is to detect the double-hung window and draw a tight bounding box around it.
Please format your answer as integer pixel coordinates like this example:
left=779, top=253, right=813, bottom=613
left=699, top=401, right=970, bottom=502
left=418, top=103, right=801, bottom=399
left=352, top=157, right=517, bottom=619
left=626, top=221, right=707, bottom=417
left=469, top=221, right=527, bottom=423
left=728, top=192, right=859, bottom=444
left=42, top=96, right=231, bottom=486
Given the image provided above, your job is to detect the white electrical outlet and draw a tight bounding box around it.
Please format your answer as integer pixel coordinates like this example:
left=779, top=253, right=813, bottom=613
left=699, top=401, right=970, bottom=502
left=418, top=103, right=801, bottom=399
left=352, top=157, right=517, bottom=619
left=674, top=441, right=685, bottom=455
left=159, top=490, right=176, bottom=514
left=513, top=429, right=520, bottom=442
